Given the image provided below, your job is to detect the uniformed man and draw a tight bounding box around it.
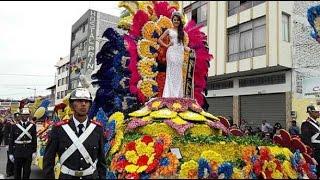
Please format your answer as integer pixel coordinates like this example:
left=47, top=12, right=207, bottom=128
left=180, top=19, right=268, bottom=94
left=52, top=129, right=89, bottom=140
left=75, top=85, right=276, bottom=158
left=8, top=108, right=37, bottom=179
left=43, top=87, right=106, bottom=179
left=4, top=112, right=20, bottom=177
left=301, top=104, right=320, bottom=176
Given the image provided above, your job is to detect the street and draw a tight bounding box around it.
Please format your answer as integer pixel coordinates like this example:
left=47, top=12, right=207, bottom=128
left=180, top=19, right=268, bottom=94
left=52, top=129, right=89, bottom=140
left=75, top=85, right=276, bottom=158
left=0, top=146, right=44, bottom=179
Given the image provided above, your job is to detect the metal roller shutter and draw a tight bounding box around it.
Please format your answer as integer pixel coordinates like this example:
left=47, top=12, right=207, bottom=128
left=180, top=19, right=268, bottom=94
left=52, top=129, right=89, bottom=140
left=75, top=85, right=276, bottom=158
left=207, top=96, right=233, bottom=123
left=240, top=93, right=286, bottom=130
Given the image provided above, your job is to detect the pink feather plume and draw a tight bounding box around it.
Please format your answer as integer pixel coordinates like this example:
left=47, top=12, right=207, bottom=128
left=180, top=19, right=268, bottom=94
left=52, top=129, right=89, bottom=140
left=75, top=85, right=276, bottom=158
left=129, top=10, right=150, bottom=38
left=153, top=1, right=177, bottom=19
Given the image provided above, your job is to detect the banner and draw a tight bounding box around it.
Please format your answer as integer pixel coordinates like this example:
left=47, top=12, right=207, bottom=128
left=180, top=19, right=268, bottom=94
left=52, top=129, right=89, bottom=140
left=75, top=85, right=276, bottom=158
left=302, top=77, right=320, bottom=98
left=184, top=50, right=195, bottom=98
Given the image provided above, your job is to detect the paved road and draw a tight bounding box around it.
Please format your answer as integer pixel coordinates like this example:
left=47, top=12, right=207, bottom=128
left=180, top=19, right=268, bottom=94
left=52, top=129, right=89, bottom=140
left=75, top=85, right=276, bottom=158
left=0, top=146, right=45, bottom=179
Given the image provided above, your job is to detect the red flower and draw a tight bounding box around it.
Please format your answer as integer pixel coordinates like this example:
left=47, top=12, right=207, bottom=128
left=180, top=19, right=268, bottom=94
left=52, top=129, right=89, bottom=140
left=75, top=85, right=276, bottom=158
left=156, top=72, right=166, bottom=97
left=116, top=159, right=128, bottom=170
left=141, top=135, right=154, bottom=145
left=145, top=159, right=159, bottom=173
left=137, top=155, right=149, bottom=166
left=125, top=142, right=137, bottom=151
left=125, top=173, right=140, bottom=179
left=154, top=141, right=164, bottom=157
left=253, top=160, right=262, bottom=176
left=273, top=159, right=282, bottom=172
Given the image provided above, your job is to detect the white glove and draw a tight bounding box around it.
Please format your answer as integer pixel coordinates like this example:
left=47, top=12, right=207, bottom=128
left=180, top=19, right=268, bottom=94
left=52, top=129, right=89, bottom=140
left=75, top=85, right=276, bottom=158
left=32, top=153, right=36, bottom=160
left=9, top=154, right=14, bottom=163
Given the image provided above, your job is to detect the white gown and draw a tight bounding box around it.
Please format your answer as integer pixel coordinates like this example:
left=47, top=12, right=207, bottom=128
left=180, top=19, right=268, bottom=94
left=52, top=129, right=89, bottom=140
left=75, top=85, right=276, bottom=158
left=162, top=29, right=184, bottom=98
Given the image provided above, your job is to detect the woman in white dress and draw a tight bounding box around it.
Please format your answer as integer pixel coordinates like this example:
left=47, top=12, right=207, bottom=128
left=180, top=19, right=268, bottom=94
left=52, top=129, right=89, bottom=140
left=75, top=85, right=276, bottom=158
left=158, top=11, right=191, bottom=98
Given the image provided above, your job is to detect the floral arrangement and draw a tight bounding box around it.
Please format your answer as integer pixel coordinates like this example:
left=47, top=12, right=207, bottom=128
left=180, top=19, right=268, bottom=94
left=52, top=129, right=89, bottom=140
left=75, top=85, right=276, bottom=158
left=88, top=28, right=138, bottom=118
left=125, top=97, right=229, bottom=136
left=109, top=134, right=179, bottom=179
left=137, top=57, right=159, bottom=79
left=137, top=78, right=158, bottom=98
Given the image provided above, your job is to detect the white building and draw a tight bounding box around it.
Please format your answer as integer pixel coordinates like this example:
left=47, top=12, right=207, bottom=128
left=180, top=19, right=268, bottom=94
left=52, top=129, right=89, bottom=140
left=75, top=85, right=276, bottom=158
left=55, top=56, right=70, bottom=105
left=180, top=1, right=320, bottom=129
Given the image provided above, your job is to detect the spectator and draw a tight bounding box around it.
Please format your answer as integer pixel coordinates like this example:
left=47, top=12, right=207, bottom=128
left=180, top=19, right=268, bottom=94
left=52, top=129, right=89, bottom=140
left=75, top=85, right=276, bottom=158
left=0, top=119, right=4, bottom=146
left=261, top=120, right=273, bottom=134
left=273, top=123, right=282, bottom=136
left=244, top=126, right=253, bottom=135
left=263, top=133, right=272, bottom=143
left=288, top=120, right=300, bottom=135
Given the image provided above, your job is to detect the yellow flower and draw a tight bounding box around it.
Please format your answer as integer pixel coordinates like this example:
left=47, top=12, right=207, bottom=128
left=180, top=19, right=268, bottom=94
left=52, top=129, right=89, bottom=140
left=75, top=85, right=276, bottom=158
left=137, top=78, right=158, bottom=98
left=282, top=160, right=298, bottom=179
left=172, top=116, right=188, bottom=125
left=118, top=15, right=133, bottom=30
left=232, top=168, right=245, bottom=179
left=150, top=108, right=177, bottom=119
left=156, top=16, right=173, bottom=34
left=141, top=116, right=153, bottom=122
left=142, top=21, right=161, bottom=42
left=200, top=111, right=220, bottom=121
left=125, top=150, right=139, bottom=164
left=271, top=170, right=283, bottom=179
left=136, top=142, right=148, bottom=156
left=178, top=110, right=207, bottom=121
left=262, top=161, right=277, bottom=172
left=137, top=39, right=159, bottom=58
left=109, top=112, right=124, bottom=128
left=129, top=106, right=151, bottom=117
left=172, top=103, right=182, bottom=109
left=137, top=165, right=148, bottom=173
left=201, top=150, right=224, bottom=164
left=152, top=101, right=161, bottom=108
left=147, top=154, right=155, bottom=165
left=110, top=130, right=124, bottom=155
left=179, top=160, right=199, bottom=179
left=137, top=57, right=159, bottom=79
left=125, top=164, right=139, bottom=173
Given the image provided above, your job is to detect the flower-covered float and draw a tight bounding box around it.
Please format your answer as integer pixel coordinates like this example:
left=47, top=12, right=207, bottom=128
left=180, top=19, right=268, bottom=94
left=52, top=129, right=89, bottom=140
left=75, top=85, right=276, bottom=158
left=36, top=1, right=318, bottom=179
left=88, top=1, right=317, bottom=179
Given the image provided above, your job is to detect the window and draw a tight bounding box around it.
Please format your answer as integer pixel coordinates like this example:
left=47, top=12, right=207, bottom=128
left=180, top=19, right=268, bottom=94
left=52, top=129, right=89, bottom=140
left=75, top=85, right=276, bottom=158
left=61, top=91, right=64, bottom=98
left=184, top=1, right=208, bottom=26
left=58, top=68, right=61, bottom=74
left=228, top=1, right=265, bottom=16
left=282, top=12, right=290, bottom=42
left=58, top=79, right=61, bottom=86
left=239, top=73, right=286, bottom=87
left=227, top=16, right=266, bottom=62
left=57, top=92, right=60, bottom=99
left=65, top=90, right=68, bottom=97
left=66, top=77, right=69, bottom=85
left=61, top=78, right=65, bottom=85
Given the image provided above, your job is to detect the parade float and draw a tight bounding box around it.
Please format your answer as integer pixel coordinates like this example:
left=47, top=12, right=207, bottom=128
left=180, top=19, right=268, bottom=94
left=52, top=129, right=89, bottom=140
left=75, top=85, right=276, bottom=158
left=36, top=1, right=317, bottom=179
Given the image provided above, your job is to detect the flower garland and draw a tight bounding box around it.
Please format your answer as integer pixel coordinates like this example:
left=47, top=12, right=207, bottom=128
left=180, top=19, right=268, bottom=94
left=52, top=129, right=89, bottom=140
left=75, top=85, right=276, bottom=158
left=137, top=78, right=158, bottom=98
left=126, top=118, right=153, bottom=131
left=137, top=57, right=159, bottom=79
left=156, top=15, right=173, bottom=33
left=137, top=39, right=159, bottom=59
left=164, top=119, right=194, bottom=136
left=142, top=21, right=161, bottom=42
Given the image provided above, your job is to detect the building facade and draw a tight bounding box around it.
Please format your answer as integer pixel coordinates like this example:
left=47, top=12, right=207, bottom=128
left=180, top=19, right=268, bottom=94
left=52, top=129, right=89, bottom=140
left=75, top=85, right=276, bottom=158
left=55, top=56, right=70, bottom=105
left=68, top=9, right=120, bottom=92
left=180, top=1, right=320, bottom=129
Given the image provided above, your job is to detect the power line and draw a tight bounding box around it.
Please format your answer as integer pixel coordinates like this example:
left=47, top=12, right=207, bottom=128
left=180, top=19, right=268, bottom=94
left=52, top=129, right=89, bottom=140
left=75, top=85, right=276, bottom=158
left=0, top=73, right=55, bottom=77
left=0, top=84, right=52, bottom=87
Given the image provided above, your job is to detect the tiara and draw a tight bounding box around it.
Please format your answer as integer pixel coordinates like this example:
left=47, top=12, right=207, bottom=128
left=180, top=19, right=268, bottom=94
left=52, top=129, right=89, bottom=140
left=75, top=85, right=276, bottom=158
left=171, top=11, right=181, bottom=18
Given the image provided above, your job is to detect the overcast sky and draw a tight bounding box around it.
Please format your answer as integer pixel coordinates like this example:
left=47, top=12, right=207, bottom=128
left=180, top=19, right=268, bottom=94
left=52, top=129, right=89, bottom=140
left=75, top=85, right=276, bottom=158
left=0, top=1, right=122, bottom=100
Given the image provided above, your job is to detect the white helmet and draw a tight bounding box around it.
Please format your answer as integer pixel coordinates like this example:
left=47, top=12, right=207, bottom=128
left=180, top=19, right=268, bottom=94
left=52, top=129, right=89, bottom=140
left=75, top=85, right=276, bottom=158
left=20, top=108, right=30, bottom=115
left=69, top=88, right=93, bottom=102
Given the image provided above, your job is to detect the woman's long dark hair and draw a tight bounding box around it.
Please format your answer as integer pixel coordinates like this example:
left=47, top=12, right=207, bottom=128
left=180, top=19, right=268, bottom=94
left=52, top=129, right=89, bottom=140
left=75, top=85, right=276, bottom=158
left=172, top=14, right=184, bottom=44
